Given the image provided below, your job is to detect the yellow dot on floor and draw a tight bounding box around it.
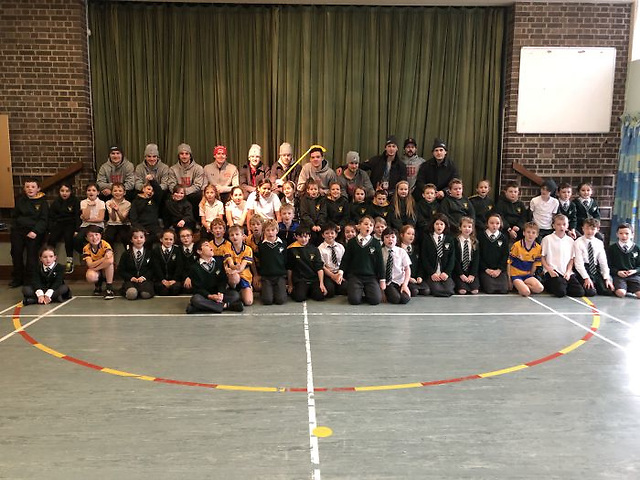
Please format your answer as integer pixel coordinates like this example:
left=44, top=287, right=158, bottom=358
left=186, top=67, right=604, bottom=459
left=313, top=426, right=333, bottom=438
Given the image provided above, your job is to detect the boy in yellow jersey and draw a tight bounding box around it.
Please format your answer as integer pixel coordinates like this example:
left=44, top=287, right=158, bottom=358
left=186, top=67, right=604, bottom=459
left=223, top=225, right=254, bottom=306
left=82, top=225, right=116, bottom=299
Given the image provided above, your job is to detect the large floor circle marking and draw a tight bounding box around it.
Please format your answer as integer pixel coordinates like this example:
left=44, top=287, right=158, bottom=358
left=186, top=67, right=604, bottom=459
left=11, top=298, right=601, bottom=393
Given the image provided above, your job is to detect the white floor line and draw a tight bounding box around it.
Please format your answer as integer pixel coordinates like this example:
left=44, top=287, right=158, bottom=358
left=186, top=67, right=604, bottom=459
left=527, top=297, right=627, bottom=351
left=0, top=298, right=76, bottom=345
left=0, top=311, right=599, bottom=319
left=303, top=302, right=321, bottom=480
left=0, top=303, right=21, bottom=315
left=566, top=296, right=634, bottom=327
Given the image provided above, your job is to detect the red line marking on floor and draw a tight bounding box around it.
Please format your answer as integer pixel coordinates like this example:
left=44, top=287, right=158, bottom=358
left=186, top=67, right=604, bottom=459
left=63, top=355, right=104, bottom=370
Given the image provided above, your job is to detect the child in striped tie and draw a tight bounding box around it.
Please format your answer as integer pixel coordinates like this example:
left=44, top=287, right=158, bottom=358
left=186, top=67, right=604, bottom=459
left=573, top=182, right=601, bottom=236
left=573, top=218, right=614, bottom=296
left=318, top=223, right=347, bottom=297
left=151, top=228, right=183, bottom=296
left=22, top=245, right=71, bottom=306
left=478, top=212, right=510, bottom=294
left=399, top=224, right=429, bottom=296
left=381, top=227, right=411, bottom=304
left=420, top=213, right=455, bottom=297
left=454, top=217, right=480, bottom=295
left=118, top=227, right=155, bottom=300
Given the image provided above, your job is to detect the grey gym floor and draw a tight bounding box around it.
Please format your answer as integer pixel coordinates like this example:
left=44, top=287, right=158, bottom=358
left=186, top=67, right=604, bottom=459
left=1, top=282, right=639, bottom=480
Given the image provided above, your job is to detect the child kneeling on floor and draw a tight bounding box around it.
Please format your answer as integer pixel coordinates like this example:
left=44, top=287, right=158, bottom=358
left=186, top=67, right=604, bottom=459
left=22, top=245, right=71, bottom=306
left=540, top=214, right=584, bottom=298
left=186, top=239, right=244, bottom=314
left=607, top=222, right=640, bottom=299
left=118, top=227, right=155, bottom=300
left=340, top=215, right=385, bottom=305
left=286, top=226, right=327, bottom=302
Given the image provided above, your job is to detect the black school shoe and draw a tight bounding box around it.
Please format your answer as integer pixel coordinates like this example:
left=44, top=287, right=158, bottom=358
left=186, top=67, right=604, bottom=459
left=226, top=301, right=244, bottom=312
left=9, top=279, right=23, bottom=288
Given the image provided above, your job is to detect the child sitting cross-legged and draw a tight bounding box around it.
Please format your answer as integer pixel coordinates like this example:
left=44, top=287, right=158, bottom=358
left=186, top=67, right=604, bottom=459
left=185, top=239, right=244, bottom=314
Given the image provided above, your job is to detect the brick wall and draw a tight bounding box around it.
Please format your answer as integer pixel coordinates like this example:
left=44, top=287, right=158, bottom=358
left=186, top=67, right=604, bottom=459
left=0, top=0, right=93, bottom=205
left=501, top=2, right=632, bottom=238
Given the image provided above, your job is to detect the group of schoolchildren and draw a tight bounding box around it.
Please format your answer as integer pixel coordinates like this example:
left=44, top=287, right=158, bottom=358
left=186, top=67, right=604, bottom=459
left=9, top=154, right=640, bottom=313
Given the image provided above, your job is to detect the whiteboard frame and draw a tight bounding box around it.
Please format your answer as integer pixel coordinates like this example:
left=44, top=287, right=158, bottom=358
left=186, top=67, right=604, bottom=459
left=516, top=47, right=617, bottom=134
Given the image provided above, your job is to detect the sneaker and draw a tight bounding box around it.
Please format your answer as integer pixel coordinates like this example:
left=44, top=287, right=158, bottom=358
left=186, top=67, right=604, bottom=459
left=93, top=285, right=103, bottom=296
left=104, top=289, right=115, bottom=300
left=227, top=300, right=244, bottom=312
left=65, top=260, right=74, bottom=274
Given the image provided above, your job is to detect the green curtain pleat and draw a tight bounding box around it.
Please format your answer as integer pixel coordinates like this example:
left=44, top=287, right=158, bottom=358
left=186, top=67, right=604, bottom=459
left=89, top=2, right=505, bottom=189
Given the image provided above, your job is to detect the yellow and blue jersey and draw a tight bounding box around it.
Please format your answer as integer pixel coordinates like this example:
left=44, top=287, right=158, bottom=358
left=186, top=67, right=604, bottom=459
left=508, top=239, right=541, bottom=279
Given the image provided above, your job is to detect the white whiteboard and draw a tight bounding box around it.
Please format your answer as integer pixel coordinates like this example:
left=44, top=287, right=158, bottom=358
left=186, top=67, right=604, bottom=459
left=516, top=47, right=616, bottom=133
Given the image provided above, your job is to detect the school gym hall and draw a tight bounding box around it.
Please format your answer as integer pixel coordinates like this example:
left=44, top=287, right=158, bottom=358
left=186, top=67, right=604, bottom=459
left=1, top=285, right=639, bottom=478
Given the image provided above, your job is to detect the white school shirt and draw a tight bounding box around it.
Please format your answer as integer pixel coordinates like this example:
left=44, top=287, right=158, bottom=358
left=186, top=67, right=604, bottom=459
left=318, top=241, right=345, bottom=274
left=225, top=199, right=247, bottom=225
left=199, top=199, right=224, bottom=223
left=382, top=245, right=411, bottom=285
left=530, top=195, right=559, bottom=230
left=541, top=233, right=574, bottom=276
left=573, top=236, right=610, bottom=280
left=80, top=198, right=106, bottom=228
left=246, top=192, right=281, bottom=220
left=458, top=236, right=475, bottom=260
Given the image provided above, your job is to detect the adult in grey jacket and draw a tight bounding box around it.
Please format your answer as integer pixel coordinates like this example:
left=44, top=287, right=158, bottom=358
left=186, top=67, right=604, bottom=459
left=97, top=145, right=136, bottom=200
left=337, top=151, right=375, bottom=200
left=170, top=143, right=206, bottom=214
left=296, top=147, right=338, bottom=195
left=134, top=144, right=176, bottom=201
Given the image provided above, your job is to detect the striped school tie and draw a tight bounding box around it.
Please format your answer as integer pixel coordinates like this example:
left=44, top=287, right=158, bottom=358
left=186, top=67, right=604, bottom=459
left=329, top=245, right=338, bottom=267
left=385, top=248, right=393, bottom=283
left=462, top=240, right=470, bottom=272
left=587, top=242, right=597, bottom=278
left=436, top=235, right=443, bottom=258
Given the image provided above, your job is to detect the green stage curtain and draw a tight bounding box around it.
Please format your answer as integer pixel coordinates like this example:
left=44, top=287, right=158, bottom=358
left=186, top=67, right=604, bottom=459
left=89, top=2, right=506, bottom=189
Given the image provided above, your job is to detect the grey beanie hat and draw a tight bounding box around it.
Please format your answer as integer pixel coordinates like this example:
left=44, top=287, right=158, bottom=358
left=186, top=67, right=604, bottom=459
left=345, top=151, right=360, bottom=164
left=177, top=143, right=192, bottom=155
left=144, top=143, right=160, bottom=157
